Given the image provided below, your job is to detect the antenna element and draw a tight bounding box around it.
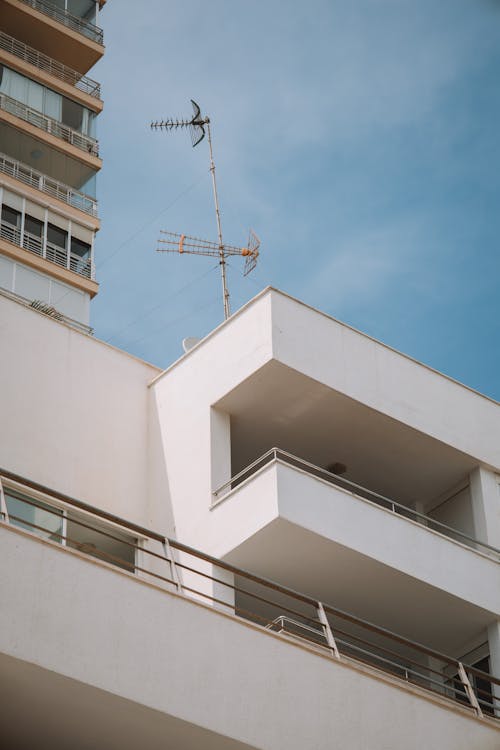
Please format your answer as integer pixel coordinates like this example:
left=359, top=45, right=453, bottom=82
left=151, top=100, right=261, bottom=320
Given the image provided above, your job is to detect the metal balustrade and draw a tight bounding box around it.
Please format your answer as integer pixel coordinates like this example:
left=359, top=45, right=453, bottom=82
left=212, top=447, right=500, bottom=561
left=0, top=32, right=101, bottom=99
left=0, top=285, right=93, bottom=333
left=0, top=466, right=499, bottom=720
left=0, top=153, right=98, bottom=216
left=18, top=0, right=104, bottom=45
left=0, top=92, right=99, bottom=157
left=0, top=219, right=93, bottom=279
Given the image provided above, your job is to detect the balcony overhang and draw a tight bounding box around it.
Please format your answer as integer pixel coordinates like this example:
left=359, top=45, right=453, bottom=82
left=0, top=44, right=103, bottom=114
left=211, top=461, right=500, bottom=655
left=1, top=523, right=499, bottom=749
left=0, top=109, right=101, bottom=170
left=2, top=0, right=104, bottom=74
left=0, top=237, right=99, bottom=296
left=0, top=121, right=98, bottom=192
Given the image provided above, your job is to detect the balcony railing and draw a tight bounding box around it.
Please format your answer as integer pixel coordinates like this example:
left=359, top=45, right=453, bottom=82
left=0, top=465, right=499, bottom=720
left=0, top=92, right=99, bottom=157
left=0, top=219, right=93, bottom=279
left=0, top=285, right=93, bottom=334
left=0, top=31, right=101, bottom=99
left=18, top=0, right=104, bottom=45
left=0, top=152, right=98, bottom=217
left=212, top=448, right=500, bottom=561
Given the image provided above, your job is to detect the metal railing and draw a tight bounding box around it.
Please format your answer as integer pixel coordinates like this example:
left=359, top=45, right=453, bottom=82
left=0, top=466, right=499, bottom=720
left=18, top=0, right=104, bottom=45
left=0, top=152, right=98, bottom=217
left=0, top=285, right=93, bottom=334
left=0, top=31, right=101, bottom=99
left=212, top=448, right=500, bottom=561
left=0, top=219, right=93, bottom=279
left=0, top=92, right=99, bottom=157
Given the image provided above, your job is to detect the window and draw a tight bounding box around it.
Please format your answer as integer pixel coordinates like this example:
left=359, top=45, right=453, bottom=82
left=1, top=483, right=137, bottom=573
left=4, top=489, right=63, bottom=542
left=24, top=215, right=44, bottom=239
left=1, top=205, right=21, bottom=229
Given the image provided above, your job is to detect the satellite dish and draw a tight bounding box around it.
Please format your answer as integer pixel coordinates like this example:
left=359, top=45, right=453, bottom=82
left=182, top=337, right=201, bottom=353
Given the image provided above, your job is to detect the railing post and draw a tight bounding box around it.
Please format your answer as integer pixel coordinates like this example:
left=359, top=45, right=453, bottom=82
left=317, top=601, right=340, bottom=659
left=0, top=479, right=8, bottom=522
left=458, top=662, right=483, bottom=718
left=162, top=538, right=182, bottom=594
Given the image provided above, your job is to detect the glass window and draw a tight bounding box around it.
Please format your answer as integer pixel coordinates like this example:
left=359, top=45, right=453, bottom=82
left=4, top=490, right=63, bottom=543
left=47, top=223, right=67, bottom=249
left=62, top=97, right=83, bottom=132
left=24, top=215, right=44, bottom=238
left=1, top=205, right=21, bottom=229
left=71, top=237, right=90, bottom=259
left=66, top=513, right=136, bottom=572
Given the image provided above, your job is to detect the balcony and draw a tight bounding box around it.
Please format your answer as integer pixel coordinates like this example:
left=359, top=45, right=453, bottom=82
left=213, top=449, right=500, bottom=561
left=18, top=0, right=104, bottom=45
left=0, top=152, right=98, bottom=217
left=0, top=218, right=93, bottom=279
left=0, top=92, right=99, bottom=157
left=1, top=0, right=104, bottom=75
left=0, top=31, right=101, bottom=100
left=0, top=466, right=499, bottom=738
left=209, top=449, right=500, bottom=656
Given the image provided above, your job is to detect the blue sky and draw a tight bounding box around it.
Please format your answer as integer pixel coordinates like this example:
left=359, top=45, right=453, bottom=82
left=91, top=0, right=500, bottom=400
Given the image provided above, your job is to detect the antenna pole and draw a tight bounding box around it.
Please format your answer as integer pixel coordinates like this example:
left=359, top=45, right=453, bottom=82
left=206, top=120, right=230, bottom=319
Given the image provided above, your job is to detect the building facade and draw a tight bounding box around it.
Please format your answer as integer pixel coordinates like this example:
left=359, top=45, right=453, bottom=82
left=1, top=286, right=500, bottom=749
left=0, top=0, right=105, bottom=330
left=1, top=3, right=500, bottom=749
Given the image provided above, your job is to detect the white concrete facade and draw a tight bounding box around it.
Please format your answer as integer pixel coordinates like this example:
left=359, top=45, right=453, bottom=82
left=1, top=286, right=500, bottom=745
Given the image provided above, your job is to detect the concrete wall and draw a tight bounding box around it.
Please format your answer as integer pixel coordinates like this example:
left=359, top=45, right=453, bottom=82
left=270, top=291, right=500, bottom=470
left=1, top=523, right=498, bottom=750
left=0, top=295, right=160, bottom=527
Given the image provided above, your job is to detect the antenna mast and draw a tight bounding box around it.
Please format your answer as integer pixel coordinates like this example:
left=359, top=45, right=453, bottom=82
left=151, top=100, right=260, bottom=320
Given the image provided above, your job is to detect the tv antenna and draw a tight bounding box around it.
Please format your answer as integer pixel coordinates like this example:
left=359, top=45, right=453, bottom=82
left=151, top=100, right=260, bottom=320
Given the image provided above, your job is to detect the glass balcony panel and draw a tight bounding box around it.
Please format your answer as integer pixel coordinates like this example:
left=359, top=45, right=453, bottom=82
left=5, top=490, right=63, bottom=542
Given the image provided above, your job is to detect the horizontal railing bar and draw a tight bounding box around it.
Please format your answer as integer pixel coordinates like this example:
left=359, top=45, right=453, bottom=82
left=215, top=447, right=500, bottom=559
left=0, top=31, right=101, bottom=99
left=0, top=468, right=164, bottom=542
left=18, top=0, right=104, bottom=44
left=2, top=465, right=499, bottom=693
left=0, top=93, right=99, bottom=156
left=0, top=151, right=98, bottom=217
left=9, top=507, right=482, bottom=712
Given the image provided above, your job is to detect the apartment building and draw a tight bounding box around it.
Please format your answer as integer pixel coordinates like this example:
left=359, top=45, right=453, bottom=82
left=1, top=3, right=500, bottom=749
left=0, top=0, right=105, bottom=330
left=1, top=283, right=500, bottom=748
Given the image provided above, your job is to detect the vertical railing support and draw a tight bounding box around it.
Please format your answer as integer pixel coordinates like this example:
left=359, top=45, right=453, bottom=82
left=458, top=662, right=483, bottom=718
left=163, top=538, right=182, bottom=594
left=317, top=601, right=340, bottom=659
left=0, top=478, right=8, bottom=522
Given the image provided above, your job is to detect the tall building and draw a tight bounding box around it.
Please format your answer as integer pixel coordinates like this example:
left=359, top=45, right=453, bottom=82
left=0, top=0, right=106, bottom=331
left=1, top=5, right=499, bottom=750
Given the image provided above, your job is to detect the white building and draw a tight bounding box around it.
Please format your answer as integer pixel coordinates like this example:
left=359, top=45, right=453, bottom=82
left=1, top=3, right=500, bottom=749
left=1, top=284, right=500, bottom=749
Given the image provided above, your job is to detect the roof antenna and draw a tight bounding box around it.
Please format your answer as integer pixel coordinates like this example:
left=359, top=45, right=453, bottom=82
left=151, top=100, right=260, bottom=320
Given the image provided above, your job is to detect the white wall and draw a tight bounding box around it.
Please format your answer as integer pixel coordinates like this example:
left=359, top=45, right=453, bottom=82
left=0, top=295, right=160, bottom=528
left=1, top=524, right=499, bottom=750
left=270, top=291, right=500, bottom=470
left=429, top=486, right=475, bottom=539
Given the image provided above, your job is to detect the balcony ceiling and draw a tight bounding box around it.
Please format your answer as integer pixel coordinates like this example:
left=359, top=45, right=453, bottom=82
left=0, top=121, right=96, bottom=192
left=0, top=653, right=256, bottom=750
left=217, top=360, right=478, bottom=509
